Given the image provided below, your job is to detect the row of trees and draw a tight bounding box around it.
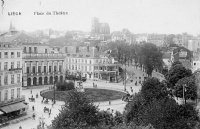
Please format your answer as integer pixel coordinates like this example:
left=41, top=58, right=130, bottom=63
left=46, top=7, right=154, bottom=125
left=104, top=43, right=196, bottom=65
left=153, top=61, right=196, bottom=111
left=107, top=41, right=163, bottom=76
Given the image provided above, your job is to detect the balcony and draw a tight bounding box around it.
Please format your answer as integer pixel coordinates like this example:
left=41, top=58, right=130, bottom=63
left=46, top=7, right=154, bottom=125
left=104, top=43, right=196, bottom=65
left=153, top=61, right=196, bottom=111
left=9, top=68, right=22, bottom=71
left=22, top=53, right=66, bottom=59
left=0, top=95, right=25, bottom=107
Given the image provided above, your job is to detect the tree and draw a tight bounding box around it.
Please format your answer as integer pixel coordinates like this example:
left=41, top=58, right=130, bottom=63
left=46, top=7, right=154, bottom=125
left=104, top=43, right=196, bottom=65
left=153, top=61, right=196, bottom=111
left=174, top=76, right=197, bottom=102
left=137, top=43, right=163, bottom=76
left=171, top=61, right=182, bottom=67
left=51, top=90, right=100, bottom=129
left=165, top=64, right=192, bottom=89
left=124, top=94, right=198, bottom=129
left=56, top=81, right=75, bottom=91
left=141, top=77, right=168, bottom=102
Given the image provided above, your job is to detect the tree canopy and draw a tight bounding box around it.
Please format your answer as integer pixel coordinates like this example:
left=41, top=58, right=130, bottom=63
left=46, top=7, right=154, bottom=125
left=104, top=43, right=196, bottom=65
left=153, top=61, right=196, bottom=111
left=51, top=90, right=99, bottom=129
left=174, top=76, right=197, bottom=101
left=165, top=63, right=192, bottom=89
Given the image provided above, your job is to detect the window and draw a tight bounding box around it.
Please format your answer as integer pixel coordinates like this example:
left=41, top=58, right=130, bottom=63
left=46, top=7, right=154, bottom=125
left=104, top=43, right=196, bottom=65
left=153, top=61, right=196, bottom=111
left=11, top=89, right=14, bottom=99
left=11, top=62, right=14, bottom=69
left=34, top=47, right=37, bottom=53
left=17, top=52, right=20, bottom=57
left=85, top=66, right=87, bottom=71
left=45, top=49, right=48, bottom=53
left=11, top=52, right=14, bottom=58
left=0, top=52, right=1, bottom=58
left=17, top=74, right=20, bottom=83
left=27, top=67, right=30, bottom=73
left=76, top=46, right=79, bottom=53
left=59, top=65, right=62, bottom=72
left=87, top=46, right=89, bottom=52
left=54, top=66, right=57, bottom=72
left=23, top=47, right=26, bottom=53
left=0, top=76, right=1, bottom=86
left=194, top=63, right=196, bottom=65
left=49, top=66, right=52, bottom=73
left=90, top=60, right=92, bottom=64
left=65, top=47, right=68, bottom=53
left=32, top=66, right=36, bottom=74
left=38, top=66, right=41, bottom=73
left=29, top=47, right=32, bottom=53
left=0, top=62, right=1, bottom=70
left=4, top=52, right=8, bottom=58
left=4, top=62, right=8, bottom=70
left=17, top=61, right=20, bottom=68
left=17, top=88, right=20, bottom=98
left=4, top=90, right=8, bottom=101
left=44, top=66, right=47, bottom=73
left=11, top=75, right=14, bottom=84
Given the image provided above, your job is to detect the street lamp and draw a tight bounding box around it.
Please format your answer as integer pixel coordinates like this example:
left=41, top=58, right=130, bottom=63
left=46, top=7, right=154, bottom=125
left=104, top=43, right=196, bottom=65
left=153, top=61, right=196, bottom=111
left=124, top=64, right=126, bottom=91
left=54, top=70, right=56, bottom=104
left=183, top=84, right=186, bottom=104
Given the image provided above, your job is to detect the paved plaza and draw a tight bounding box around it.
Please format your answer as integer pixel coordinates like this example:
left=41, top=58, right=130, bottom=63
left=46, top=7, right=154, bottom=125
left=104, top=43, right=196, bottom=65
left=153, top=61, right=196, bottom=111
left=2, top=67, right=164, bottom=129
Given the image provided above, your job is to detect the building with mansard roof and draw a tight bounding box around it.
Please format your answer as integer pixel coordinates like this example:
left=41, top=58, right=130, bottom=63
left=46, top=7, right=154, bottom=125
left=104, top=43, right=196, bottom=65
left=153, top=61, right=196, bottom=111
left=0, top=42, right=28, bottom=119
left=63, top=45, right=119, bottom=82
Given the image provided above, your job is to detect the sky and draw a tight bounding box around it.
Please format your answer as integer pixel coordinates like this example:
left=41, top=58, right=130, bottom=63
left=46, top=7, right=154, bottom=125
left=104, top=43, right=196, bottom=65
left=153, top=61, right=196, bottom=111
left=0, top=0, right=200, bottom=35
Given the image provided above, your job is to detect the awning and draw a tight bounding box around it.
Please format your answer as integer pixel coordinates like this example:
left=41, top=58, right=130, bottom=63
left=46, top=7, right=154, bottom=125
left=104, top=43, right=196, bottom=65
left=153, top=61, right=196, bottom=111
left=0, top=110, right=4, bottom=115
left=0, top=102, right=27, bottom=113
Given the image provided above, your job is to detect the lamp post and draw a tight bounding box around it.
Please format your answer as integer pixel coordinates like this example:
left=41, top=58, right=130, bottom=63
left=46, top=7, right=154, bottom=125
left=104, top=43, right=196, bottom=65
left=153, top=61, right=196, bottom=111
left=54, top=70, right=56, bottom=104
left=124, top=64, right=126, bottom=91
left=183, top=84, right=186, bottom=104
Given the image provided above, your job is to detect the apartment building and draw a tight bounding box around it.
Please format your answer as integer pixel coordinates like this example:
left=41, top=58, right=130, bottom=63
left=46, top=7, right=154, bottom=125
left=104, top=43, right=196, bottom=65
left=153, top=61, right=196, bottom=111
left=64, top=45, right=119, bottom=82
left=0, top=42, right=28, bottom=119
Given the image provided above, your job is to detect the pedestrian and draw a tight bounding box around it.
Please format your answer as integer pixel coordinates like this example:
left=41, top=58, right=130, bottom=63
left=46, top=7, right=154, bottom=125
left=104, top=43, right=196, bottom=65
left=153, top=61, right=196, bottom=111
left=52, top=103, right=54, bottom=108
left=19, top=125, right=22, bottom=129
left=32, top=105, right=34, bottom=111
left=32, top=113, right=35, bottom=120
left=49, top=112, right=51, bottom=118
left=109, top=100, right=111, bottom=105
left=131, top=89, right=133, bottom=93
left=50, top=109, right=51, bottom=114
left=52, top=97, right=54, bottom=102
left=93, top=82, right=94, bottom=87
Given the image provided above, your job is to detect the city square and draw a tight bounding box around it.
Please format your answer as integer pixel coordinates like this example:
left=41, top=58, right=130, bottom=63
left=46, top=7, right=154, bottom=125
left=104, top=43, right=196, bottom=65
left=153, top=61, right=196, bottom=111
left=1, top=0, right=200, bottom=129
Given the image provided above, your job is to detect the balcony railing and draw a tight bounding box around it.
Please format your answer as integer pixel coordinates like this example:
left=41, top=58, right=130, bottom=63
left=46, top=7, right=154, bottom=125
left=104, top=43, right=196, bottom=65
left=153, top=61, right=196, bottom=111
left=0, top=95, right=25, bottom=107
left=22, top=53, right=66, bottom=59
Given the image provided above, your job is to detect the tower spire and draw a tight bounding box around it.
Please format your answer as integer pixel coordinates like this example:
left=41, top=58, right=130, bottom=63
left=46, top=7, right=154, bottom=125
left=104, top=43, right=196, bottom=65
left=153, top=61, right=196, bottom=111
left=9, top=20, right=15, bottom=31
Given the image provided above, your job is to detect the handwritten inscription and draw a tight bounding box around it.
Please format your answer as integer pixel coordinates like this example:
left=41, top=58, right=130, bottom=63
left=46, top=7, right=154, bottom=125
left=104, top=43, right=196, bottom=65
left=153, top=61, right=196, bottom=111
left=34, top=11, right=68, bottom=16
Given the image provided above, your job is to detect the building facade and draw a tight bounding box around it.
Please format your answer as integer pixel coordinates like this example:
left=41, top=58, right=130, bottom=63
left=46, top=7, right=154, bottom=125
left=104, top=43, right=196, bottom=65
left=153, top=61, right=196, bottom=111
left=22, top=43, right=66, bottom=87
left=64, top=45, right=119, bottom=82
left=0, top=42, right=28, bottom=119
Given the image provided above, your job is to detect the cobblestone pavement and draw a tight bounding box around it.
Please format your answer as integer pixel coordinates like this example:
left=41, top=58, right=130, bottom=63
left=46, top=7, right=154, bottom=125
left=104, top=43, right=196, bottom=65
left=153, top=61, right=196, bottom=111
left=2, top=67, right=164, bottom=129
